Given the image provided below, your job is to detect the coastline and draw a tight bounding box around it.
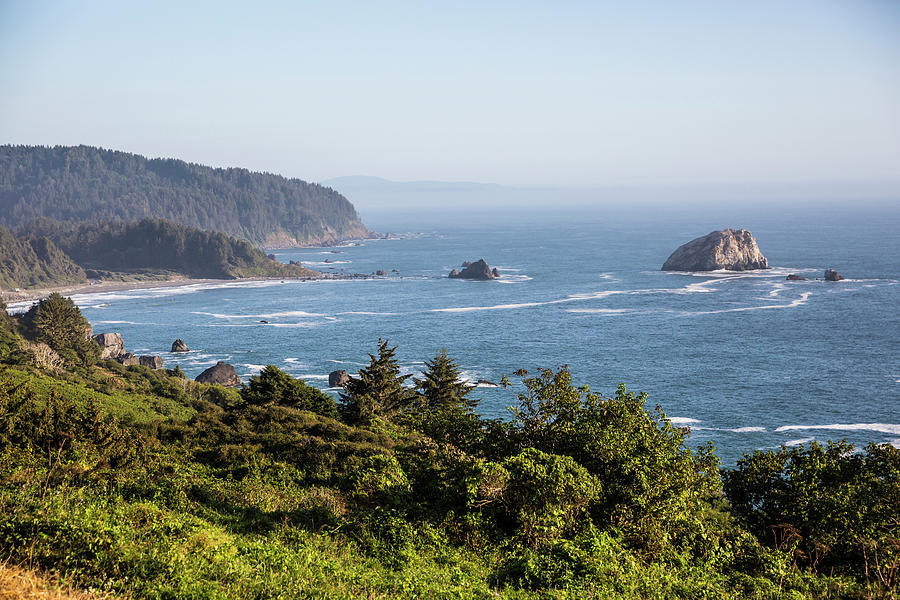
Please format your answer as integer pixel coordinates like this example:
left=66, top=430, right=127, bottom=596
left=0, top=274, right=341, bottom=306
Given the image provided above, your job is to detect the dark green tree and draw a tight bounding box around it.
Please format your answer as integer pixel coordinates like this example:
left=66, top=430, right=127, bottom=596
left=241, top=365, right=337, bottom=418
left=19, top=293, right=99, bottom=366
left=408, top=349, right=482, bottom=449
left=415, top=348, right=476, bottom=412
left=339, top=339, right=414, bottom=425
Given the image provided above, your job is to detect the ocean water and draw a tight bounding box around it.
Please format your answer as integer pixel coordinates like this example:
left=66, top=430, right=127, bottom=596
left=9, top=202, right=899, bottom=464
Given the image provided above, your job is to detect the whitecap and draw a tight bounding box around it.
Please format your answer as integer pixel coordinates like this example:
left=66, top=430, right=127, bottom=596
left=775, top=423, right=900, bottom=435
left=785, top=437, right=815, bottom=447
left=728, top=426, right=766, bottom=433
left=299, top=374, right=330, bottom=380
left=565, top=308, right=631, bottom=314
left=668, top=417, right=700, bottom=425
left=678, top=292, right=812, bottom=316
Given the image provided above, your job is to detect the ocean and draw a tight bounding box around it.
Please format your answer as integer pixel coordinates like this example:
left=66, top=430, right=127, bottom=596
left=9, top=201, right=899, bottom=464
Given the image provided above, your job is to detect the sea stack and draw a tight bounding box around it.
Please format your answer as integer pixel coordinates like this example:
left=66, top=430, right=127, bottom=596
left=448, top=259, right=500, bottom=280
left=662, top=229, right=769, bottom=272
left=824, top=269, right=845, bottom=281
left=171, top=339, right=189, bottom=353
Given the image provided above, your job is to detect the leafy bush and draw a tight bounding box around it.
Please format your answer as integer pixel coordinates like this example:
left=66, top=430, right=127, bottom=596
left=241, top=365, right=337, bottom=418
left=18, top=293, right=99, bottom=366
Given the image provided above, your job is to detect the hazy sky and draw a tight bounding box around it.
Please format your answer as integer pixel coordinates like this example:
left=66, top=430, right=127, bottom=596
left=2, top=1, right=899, bottom=186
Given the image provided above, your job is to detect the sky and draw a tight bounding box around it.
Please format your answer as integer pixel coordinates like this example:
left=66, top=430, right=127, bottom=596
left=2, top=1, right=899, bottom=187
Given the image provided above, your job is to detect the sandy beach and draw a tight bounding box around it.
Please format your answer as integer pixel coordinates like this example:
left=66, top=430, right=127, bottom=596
left=0, top=274, right=334, bottom=307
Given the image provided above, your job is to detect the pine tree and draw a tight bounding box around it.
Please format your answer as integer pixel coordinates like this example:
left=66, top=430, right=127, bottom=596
left=339, top=339, right=414, bottom=425
left=415, top=348, right=476, bottom=412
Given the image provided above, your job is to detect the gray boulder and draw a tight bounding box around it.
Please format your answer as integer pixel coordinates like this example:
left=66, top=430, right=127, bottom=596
left=92, top=333, right=125, bottom=360
left=662, top=229, right=769, bottom=271
left=824, top=269, right=845, bottom=281
left=375, top=269, right=387, bottom=276
left=329, top=369, right=350, bottom=387
left=196, top=361, right=241, bottom=387
left=139, top=355, right=163, bottom=370
left=786, top=274, right=806, bottom=281
left=171, top=339, right=189, bottom=353
left=117, top=352, right=139, bottom=366
left=449, top=259, right=500, bottom=280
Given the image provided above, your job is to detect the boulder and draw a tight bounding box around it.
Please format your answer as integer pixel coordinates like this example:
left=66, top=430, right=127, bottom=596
left=139, top=355, right=163, bottom=370
left=117, top=352, right=139, bottom=366
left=786, top=274, right=806, bottom=281
left=92, top=333, right=125, bottom=360
left=375, top=269, right=387, bottom=276
left=329, top=369, right=351, bottom=387
left=662, top=229, right=769, bottom=271
left=171, top=339, right=189, bottom=353
left=267, top=253, right=277, bottom=261
left=196, top=361, right=241, bottom=387
left=824, top=269, right=845, bottom=281
left=448, top=259, right=500, bottom=280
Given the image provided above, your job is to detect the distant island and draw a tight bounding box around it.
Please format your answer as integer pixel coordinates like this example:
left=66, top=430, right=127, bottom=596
left=0, top=145, right=372, bottom=247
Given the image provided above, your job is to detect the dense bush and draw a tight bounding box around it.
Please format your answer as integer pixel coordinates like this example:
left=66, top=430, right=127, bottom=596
left=18, top=293, right=99, bottom=366
left=0, top=335, right=894, bottom=599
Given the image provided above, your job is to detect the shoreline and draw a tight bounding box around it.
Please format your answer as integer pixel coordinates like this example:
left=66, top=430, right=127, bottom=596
left=0, top=273, right=367, bottom=307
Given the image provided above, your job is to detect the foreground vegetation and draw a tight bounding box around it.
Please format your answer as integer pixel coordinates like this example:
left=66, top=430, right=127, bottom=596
left=0, top=296, right=897, bottom=599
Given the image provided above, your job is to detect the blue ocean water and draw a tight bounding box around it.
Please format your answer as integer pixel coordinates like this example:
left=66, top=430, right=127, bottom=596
left=11, top=202, right=899, bottom=464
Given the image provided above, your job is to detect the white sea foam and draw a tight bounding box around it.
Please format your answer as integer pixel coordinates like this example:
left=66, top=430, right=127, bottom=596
left=678, top=292, right=812, bottom=316
left=300, top=374, right=330, bottom=380
left=668, top=417, right=700, bottom=425
left=334, top=311, right=399, bottom=316
left=242, top=364, right=266, bottom=373
left=192, top=310, right=327, bottom=319
left=284, top=358, right=305, bottom=366
left=565, top=308, right=631, bottom=314
left=785, top=437, right=815, bottom=447
left=728, top=426, right=766, bottom=433
left=775, top=423, right=900, bottom=435
left=94, top=320, right=143, bottom=325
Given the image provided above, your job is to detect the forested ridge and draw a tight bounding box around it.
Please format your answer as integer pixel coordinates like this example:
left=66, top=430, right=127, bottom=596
left=0, top=145, right=371, bottom=247
left=0, top=295, right=897, bottom=599
left=0, top=219, right=320, bottom=289
left=0, top=225, right=86, bottom=289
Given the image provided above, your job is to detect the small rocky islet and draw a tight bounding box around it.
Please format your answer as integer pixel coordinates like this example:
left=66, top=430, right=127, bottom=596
left=448, top=258, right=500, bottom=280
left=662, top=229, right=769, bottom=271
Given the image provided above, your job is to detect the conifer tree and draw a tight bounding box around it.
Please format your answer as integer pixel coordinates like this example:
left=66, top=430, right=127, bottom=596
left=339, top=339, right=414, bottom=425
left=415, top=348, right=476, bottom=412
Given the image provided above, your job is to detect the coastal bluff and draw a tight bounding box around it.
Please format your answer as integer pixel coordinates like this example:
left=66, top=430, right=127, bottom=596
left=662, top=229, right=769, bottom=272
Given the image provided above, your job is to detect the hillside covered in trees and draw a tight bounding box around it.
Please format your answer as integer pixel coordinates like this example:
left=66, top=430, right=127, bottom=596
left=0, top=145, right=371, bottom=247
left=0, top=295, right=897, bottom=599
left=0, top=225, right=86, bottom=289
left=1, top=219, right=320, bottom=289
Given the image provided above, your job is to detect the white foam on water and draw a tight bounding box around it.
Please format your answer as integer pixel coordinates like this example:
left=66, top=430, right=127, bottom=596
left=775, top=423, right=900, bottom=435
left=192, top=310, right=327, bottom=319
left=678, top=292, right=812, bottom=316
left=433, top=301, right=547, bottom=313
left=565, top=308, right=631, bottom=314
left=890, top=439, right=900, bottom=449
left=284, top=358, right=306, bottom=366
left=728, top=426, right=766, bottom=433
left=668, top=417, right=701, bottom=425
left=269, top=322, right=323, bottom=328
left=785, top=437, right=815, bottom=447
left=242, top=364, right=266, bottom=373
left=327, top=359, right=366, bottom=366
left=335, top=311, right=399, bottom=316
left=300, top=374, right=330, bottom=380
left=94, top=320, right=144, bottom=325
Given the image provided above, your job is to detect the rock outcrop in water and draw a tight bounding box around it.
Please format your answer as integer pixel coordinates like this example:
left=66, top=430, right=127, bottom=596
left=824, top=269, right=845, bottom=281
left=329, top=370, right=350, bottom=387
left=171, top=339, right=189, bottom=353
left=786, top=274, right=806, bottom=281
left=195, top=361, right=241, bottom=387
left=92, top=333, right=124, bottom=360
left=662, top=229, right=769, bottom=272
left=448, top=259, right=500, bottom=280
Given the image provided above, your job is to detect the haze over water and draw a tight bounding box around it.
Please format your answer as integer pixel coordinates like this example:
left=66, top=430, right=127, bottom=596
left=11, top=200, right=898, bottom=465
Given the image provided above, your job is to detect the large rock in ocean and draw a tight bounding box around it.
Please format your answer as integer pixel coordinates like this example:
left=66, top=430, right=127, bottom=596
left=196, top=361, right=241, bottom=387
left=824, top=269, right=845, bottom=281
left=171, top=339, right=189, bottom=353
left=329, top=369, right=350, bottom=387
left=662, top=229, right=769, bottom=272
left=92, top=333, right=125, bottom=360
left=448, top=259, right=500, bottom=280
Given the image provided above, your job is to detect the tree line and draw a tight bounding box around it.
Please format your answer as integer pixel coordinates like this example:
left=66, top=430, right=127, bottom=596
left=0, top=144, right=370, bottom=246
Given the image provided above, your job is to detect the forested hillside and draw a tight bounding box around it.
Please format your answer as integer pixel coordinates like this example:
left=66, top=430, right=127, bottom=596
left=0, top=225, right=86, bottom=289
left=0, top=145, right=371, bottom=247
left=2, top=220, right=319, bottom=288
